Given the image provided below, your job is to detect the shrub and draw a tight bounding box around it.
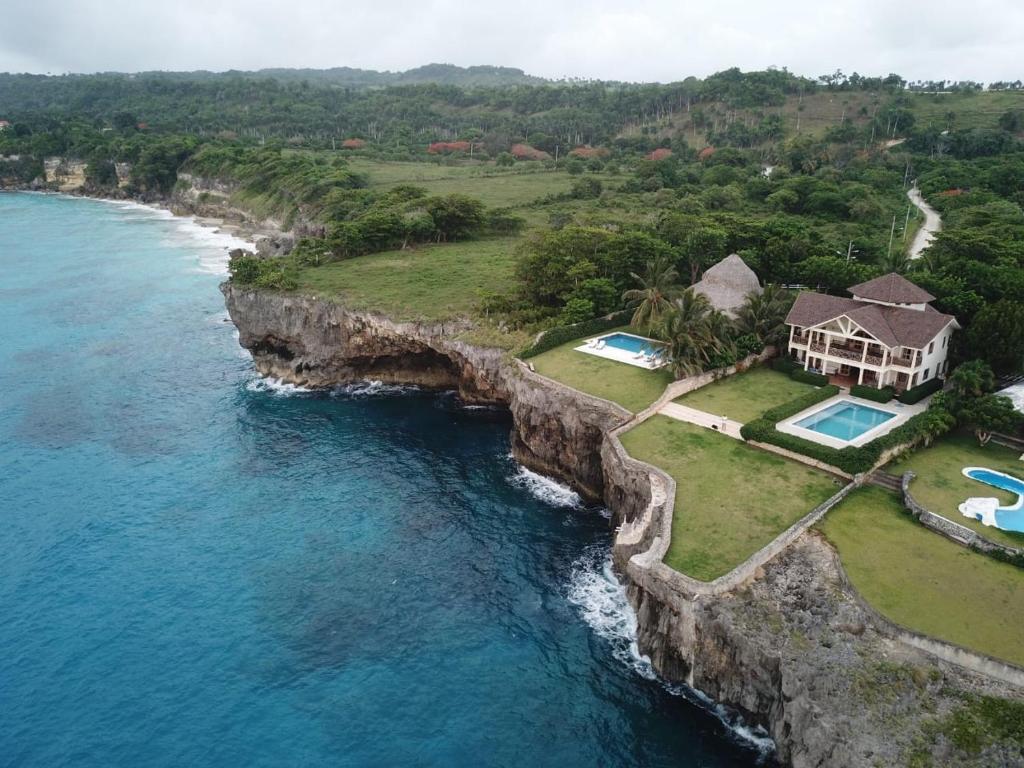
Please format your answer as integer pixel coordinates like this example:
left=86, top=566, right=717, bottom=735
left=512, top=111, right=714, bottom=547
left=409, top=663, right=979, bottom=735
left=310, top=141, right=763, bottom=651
left=851, top=384, right=895, bottom=403
left=740, top=407, right=953, bottom=475
left=772, top=356, right=801, bottom=374
left=791, top=368, right=829, bottom=386
left=519, top=310, right=632, bottom=359
left=762, top=385, right=840, bottom=423
left=898, top=377, right=943, bottom=404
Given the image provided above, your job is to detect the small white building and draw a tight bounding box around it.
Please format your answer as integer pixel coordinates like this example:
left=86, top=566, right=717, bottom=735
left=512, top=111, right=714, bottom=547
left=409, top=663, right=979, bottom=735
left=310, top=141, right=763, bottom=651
left=785, top=273, right=959, bottom=392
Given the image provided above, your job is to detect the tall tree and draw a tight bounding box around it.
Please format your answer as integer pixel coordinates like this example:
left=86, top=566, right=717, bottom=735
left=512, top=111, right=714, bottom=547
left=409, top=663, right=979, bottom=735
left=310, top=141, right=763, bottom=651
left=734, top=284, right=794, bottom=348
left=622, top=257, right=680, bottom=331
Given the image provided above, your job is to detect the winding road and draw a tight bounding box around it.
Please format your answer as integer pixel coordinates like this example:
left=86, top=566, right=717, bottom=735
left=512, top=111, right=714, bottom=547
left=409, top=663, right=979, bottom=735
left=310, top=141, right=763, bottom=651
left=907, top=185, right=942, bottom=260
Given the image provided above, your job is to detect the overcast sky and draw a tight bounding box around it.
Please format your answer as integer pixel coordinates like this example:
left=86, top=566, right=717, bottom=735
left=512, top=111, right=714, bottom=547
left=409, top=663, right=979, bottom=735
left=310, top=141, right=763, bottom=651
left=1, top=0, right=1021, bottom=83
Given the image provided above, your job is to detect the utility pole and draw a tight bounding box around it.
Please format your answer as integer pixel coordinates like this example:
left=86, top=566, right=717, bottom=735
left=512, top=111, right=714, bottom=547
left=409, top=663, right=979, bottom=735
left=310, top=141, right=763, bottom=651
left=887, top=215, right=897, bottom=260
left=846, top=240, right=854, bottom=262
left=903, top=203, right=912, bottom=242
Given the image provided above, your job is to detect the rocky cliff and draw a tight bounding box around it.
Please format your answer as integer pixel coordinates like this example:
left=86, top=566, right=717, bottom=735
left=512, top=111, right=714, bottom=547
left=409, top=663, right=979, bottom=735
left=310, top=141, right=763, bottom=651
left=224, top=284, right=1024, bottom=768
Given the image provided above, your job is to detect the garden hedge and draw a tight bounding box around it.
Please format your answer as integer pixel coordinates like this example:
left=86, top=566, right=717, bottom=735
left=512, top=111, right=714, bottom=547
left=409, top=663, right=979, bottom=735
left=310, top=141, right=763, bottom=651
left=897, top=377, right=943, bottom=404
left=790, top=368, right=830, bottom=386
left=740, top=408, right=951, bottom=475
left=520, top=310, right=633, bottom=359
left=850, top=384, right=895, bottom=403
left=762, top=385, right=840, bottom=423
left=771, top=357, right=801, bottom=374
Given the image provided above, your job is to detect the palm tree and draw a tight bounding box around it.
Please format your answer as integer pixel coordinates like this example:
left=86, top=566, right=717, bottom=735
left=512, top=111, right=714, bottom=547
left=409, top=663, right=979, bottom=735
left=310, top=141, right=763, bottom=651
left=622, top=257, right=680, bottom=331
left=948, top=360, right=995, bottom=399
left=734, top=285, right=794, bottom=348
left=657, top=288, right=725, bottom=378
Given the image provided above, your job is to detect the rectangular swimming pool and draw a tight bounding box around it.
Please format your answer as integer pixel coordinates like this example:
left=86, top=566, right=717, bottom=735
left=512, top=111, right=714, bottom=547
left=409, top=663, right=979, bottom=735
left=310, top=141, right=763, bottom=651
left=599, top=332, right=664, bottom=355
left=794, top=400, right=896, bottom=441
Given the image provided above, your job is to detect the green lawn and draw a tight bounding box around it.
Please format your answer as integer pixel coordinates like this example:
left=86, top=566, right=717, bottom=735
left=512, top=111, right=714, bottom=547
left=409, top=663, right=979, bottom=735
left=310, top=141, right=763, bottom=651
left=886, top=434, right=1024, bottom=550
left=674, top=366, right=816, bottom=423
left=295, top=237, right=519, bottom=322
left=818, top=487, right=1024, bottom=667
left=346, top=158, right=604, bottom=208
left=528, top=328, right=674, bottom=413
left=620, top=417, right=840, bottom=580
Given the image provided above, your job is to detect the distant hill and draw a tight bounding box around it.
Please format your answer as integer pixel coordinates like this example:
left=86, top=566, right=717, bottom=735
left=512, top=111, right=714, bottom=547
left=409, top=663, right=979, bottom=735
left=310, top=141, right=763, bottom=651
left=113, top=64, right=549, bottom=88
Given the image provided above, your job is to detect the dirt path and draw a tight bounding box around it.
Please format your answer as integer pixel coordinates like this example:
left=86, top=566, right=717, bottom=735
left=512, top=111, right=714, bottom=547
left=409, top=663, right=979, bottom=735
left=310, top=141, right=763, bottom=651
left=907, top=185, right=942, bottom=260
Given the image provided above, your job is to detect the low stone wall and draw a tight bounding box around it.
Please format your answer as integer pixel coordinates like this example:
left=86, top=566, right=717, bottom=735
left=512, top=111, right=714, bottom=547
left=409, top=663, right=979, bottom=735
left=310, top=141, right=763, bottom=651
left=901, top=471, right=1022, bottom=556
left=832, top=536, right=1024, bottom=688
left=746, top=439, right=853, bottom=479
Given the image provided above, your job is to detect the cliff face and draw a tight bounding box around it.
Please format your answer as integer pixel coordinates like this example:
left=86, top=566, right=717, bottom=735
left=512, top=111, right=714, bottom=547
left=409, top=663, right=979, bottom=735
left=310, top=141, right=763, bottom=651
left=224, top=285, right=1024, bottom=768
left=222, top=285, right=626, bottom=500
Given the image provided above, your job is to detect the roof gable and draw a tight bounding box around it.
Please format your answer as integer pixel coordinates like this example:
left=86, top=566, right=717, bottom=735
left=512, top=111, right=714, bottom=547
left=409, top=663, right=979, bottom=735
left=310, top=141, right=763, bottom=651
left=848, top=273, right=936, bottom=304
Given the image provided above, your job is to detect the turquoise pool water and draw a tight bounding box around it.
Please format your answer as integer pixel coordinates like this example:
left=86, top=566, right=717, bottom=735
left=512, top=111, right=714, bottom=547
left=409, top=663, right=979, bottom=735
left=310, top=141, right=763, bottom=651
left=599, top=332, right=664, bottom=355
left=0, top=193, right=762, bottom=766
left=794, top=400, right=896, bottom=441
left=963, top=468, right=1024, bottom=532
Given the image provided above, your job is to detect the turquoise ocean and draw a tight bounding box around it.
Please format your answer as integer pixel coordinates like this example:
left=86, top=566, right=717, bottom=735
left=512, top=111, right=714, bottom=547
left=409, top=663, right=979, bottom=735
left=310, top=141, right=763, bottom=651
left=0, top=193, right=764, bottom=766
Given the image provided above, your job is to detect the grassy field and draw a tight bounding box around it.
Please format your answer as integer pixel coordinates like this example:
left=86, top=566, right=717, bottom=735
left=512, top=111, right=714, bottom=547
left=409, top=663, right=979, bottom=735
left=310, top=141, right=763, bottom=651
left=674, top=366, right=816, bottom=423
left=886, top=434, right=1024, bottom=550
left=295, top=237, right=520, bottom=322
left=346, top=157, right=614, bottom=209
left=528, top=329, right=674, bottom=413
left=620, top=417, right=840, bottom=581
left=818, top=487, right=1024, bottom=667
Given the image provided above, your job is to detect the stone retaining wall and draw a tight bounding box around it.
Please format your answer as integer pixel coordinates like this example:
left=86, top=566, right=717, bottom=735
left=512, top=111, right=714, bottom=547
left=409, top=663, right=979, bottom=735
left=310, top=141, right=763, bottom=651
left=901, top=471, right=1022, bottom=556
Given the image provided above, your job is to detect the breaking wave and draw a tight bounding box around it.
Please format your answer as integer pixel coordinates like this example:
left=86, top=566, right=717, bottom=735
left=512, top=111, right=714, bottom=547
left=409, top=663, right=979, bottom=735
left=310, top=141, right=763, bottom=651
left=245, top=376, right=312, bottom=396
left=330, top=380, right=421, bottom=398
left=508, top=465, right=582, bottom=508
left=568, top=548, right=776, bottom=759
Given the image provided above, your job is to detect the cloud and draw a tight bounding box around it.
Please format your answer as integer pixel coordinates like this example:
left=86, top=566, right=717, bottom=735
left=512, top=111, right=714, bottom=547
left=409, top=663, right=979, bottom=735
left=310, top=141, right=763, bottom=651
left=0, top=0, right=1021, bottom=82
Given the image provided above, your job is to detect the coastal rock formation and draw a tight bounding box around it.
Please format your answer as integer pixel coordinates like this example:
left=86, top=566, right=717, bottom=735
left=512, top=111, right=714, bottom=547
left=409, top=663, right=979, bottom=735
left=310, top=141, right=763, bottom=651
left=222, top=285, right=627, bottom=500
left=224, top=284, right=1024, bottom=768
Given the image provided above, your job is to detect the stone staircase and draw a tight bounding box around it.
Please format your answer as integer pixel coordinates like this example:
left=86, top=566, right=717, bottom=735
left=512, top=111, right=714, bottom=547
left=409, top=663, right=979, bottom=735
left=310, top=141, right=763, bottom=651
left=866, top=471, right=902, bottom=493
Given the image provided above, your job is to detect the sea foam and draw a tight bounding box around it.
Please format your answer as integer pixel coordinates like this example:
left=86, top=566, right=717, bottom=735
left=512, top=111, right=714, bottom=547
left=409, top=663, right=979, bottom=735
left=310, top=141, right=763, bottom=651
left=568, top=548, right=776, bottom=758
left=508, top=465, right=582, bottom=508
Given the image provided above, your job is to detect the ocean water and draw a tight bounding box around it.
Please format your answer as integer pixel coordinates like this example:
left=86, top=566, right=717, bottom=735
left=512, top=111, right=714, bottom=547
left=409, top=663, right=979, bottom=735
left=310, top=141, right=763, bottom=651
left=0, top=193, right=764, bottom=767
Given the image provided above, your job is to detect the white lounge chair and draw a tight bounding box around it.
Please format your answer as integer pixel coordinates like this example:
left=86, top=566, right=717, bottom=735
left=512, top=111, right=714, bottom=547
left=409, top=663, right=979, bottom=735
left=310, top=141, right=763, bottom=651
left=595, top=340, right=606, bottom=350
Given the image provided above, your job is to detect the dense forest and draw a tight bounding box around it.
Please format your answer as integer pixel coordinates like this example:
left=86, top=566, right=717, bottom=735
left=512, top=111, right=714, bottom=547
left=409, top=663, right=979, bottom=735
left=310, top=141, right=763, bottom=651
left=1, top=65, right=1022, bottom=379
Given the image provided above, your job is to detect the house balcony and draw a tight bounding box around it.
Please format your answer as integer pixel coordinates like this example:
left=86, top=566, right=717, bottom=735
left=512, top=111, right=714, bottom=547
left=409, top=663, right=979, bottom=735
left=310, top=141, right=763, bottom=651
left=890, top=356, right=917, bottom=369
left=807, top=341, right=885, bottom=366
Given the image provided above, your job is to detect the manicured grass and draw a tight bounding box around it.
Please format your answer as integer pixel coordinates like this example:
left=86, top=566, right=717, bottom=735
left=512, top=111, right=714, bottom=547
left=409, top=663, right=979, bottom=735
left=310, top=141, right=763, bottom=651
left=886, top=434, right=1024, bottom=550
left=295, top=237, right=519, bottom=322
left=620, top=417, right=840, bottom=580
left=818, top=487, right=1024, bottom=667
left=528, top=328, right=674, bottom=413
left=674, top=365, right=816, bottom=423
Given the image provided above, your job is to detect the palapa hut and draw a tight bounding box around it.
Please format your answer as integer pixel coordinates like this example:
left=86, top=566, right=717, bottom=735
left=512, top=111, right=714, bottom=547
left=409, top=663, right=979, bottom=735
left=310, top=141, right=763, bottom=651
left=690, top=253, right=761, bottom=317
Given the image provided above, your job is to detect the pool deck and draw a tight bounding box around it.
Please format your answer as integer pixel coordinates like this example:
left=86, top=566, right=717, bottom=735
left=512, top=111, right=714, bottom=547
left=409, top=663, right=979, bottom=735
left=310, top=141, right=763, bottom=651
left=776, top=394, right=928, bottom=449
left=573, top=332, right=667, bottom=370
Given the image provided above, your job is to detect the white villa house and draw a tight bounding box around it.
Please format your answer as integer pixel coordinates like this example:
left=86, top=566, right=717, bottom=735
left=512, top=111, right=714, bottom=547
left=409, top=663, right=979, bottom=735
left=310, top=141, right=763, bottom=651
left=785, top=273, right=959, bottom=391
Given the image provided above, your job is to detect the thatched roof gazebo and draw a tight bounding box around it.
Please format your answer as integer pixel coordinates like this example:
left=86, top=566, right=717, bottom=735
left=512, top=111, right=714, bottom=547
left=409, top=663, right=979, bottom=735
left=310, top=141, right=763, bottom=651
left=691, top=254, right=761, bottom=317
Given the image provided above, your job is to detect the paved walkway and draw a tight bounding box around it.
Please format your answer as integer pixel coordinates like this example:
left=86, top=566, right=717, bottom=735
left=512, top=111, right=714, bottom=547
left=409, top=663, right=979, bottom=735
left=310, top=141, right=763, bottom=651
left=907, top=185, right=942, bottom=260
left=658, top=402, right=744, bottom=439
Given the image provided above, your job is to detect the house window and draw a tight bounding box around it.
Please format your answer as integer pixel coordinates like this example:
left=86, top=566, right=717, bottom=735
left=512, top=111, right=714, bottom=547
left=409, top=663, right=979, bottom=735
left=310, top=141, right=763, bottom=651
left=923, top=368, right=930, bottom=381
left=942, top=335, right=947, bottom=348
left=928, top=341, right=935, bottom=354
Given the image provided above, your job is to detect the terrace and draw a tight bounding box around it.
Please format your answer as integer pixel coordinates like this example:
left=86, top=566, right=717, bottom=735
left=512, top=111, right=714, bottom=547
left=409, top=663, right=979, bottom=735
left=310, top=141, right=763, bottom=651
left=619, top=417, right=840, bottom=581
left=818, top=487, right=1024, bottom=667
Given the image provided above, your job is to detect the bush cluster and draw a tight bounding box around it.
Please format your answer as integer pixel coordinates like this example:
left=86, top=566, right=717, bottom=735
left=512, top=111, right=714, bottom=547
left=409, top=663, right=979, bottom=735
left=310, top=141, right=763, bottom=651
left=850, top=384, right=896, bottom=402
left=897, top=377, right=944, bottom=404
left=761, top=385, right=840, bottom=423
left=228, top=253, right=298, bottom=291
left=771, top=356, right=802, bottom=374
left=519, top=311, right=632, bottom=359
left=741, top=409, right=951, bottom=475
left=790, top=368, right=830, bottom=386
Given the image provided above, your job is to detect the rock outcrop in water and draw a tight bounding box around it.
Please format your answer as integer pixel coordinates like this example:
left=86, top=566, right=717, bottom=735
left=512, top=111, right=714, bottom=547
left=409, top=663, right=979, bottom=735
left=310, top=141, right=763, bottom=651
left=223, top=283, right=1024, bottom=768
